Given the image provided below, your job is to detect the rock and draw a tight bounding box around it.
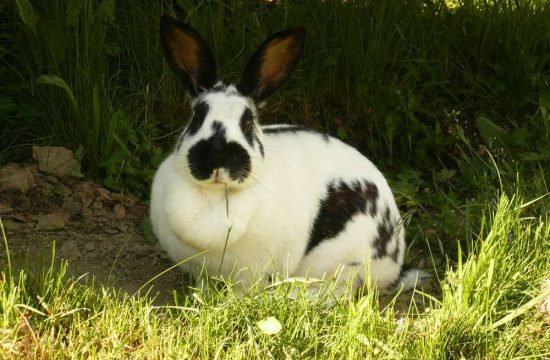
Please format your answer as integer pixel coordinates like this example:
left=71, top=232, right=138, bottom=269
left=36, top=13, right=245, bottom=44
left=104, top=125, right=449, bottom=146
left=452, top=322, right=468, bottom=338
left=76, top=182, right=95, bottom=208
left=1, top=219, right=21, bottom=231
left=105, top=228, right=119, bottom=235
left=45, top=175, right=59, bottom=184
left=32, top=146, right=82, bottom=178
left=115, top=222, right=130, bottom=233
left=113, top=204, right=126, bottom=220
left=37, top=212, right=69, bottom=231
left=62, top=200, right=82, bottom=217
left=81, top=207, right=93, bottom=219
left=0, top=203, right=14, bottom=214
left=52, top=183, right=71, bottom=197
left=0, top=164, right=35, bottom=193
left=83, top=242, right=95, bottom=252
left=10, top=214, right=27, bottom=222
left=92, top=199, right=103, bottom=211
left=60, top=240, right=81, bottom=260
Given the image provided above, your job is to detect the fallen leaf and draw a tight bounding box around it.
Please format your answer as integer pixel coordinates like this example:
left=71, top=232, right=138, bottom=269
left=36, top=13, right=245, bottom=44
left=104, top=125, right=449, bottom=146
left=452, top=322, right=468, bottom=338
left=257, top=316, right=282, bottom=335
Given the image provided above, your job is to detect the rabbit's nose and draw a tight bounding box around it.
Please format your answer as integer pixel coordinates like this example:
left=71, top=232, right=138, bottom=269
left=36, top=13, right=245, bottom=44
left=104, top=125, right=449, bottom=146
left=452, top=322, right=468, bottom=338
left=210, top=151, right=228, bottom=168
left=209, top=132, right=227, bottom=151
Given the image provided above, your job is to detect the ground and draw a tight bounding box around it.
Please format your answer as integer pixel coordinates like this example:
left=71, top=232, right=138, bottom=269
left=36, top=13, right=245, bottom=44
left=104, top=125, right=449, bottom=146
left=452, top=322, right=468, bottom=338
left=0, top=160, right=185, bottom=304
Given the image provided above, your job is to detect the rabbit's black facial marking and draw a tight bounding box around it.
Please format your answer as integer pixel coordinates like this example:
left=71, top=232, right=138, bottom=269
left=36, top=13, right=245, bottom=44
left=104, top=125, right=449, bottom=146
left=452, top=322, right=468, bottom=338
left=226, top=143, right=251, bottom=183
left=186, top=101, right=209, bottom=137
left=254, top=134, right=265, bottom=157
left=263, top=125, right=330, bottom=142
left=187, top=120, right=251, bottom=183
left=239, top=108, right=255, bottom=147
left=372, top=207, right=399, bottom=260
left=306, top=180, right=379, bottom=254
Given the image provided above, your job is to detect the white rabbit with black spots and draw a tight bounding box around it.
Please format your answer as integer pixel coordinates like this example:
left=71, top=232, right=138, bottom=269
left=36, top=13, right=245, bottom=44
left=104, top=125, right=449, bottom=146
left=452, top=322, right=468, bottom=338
left=150, top=14, right=424, bottom=297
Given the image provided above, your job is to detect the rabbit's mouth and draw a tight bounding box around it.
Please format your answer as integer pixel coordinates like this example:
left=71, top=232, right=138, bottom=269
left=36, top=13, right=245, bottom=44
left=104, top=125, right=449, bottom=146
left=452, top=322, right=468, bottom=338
left=212, top=168, right=231, bottom=184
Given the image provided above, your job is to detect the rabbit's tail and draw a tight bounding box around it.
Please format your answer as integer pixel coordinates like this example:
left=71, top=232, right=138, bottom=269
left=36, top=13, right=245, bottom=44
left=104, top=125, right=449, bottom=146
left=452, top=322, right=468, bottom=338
left=393, top=265, right=431, bottom=292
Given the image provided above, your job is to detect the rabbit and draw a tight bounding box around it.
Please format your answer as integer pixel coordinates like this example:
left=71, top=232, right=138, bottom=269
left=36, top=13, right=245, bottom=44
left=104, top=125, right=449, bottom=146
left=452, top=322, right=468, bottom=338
left=150, top=14, right=425, bottom=298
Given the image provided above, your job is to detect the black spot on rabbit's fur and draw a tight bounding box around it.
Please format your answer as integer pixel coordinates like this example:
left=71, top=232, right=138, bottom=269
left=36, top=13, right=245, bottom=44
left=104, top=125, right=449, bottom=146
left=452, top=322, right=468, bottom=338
left=187, top=121, right=251, bottom=182
left=263, top=125, right=330, bottom=141
left=239, top=108, right=255, bottom=147
left=306, top=180, right=379, bottom=254
left=372, top=207, right=397, bottom=259
left=185, top=101, right=209, bottom=137
left=254, top=134, right=264, bottom=157
left=390, top=238, right=401, bottom=262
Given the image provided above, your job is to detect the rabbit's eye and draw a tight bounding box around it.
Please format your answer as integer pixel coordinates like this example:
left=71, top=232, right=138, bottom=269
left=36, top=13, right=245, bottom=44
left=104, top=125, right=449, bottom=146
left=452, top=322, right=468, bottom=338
left=244, top=120, right=254, bottom=134
left=239, top=107, right=255, bottom=142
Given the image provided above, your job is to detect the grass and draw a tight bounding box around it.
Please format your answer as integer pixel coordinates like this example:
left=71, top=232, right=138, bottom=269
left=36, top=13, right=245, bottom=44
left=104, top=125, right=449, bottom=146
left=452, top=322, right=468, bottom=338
left=1, top=164, right=549, bottom=358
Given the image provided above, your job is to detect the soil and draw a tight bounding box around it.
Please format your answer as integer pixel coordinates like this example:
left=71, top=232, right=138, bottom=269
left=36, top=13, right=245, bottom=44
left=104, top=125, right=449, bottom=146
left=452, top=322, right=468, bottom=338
left=0, top=162, right=185, bottom=304
left=0, top=159, right=438, bottom=311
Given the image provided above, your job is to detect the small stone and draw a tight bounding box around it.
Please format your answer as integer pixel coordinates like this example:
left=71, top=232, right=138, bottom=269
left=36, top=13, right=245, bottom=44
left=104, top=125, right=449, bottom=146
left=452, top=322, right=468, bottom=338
left=115, top=222, right=130, bottom=233
left=76, top=182, right=95, bottom=208
left=0, top=164, right=35, bottom=193
left=81, top=207, right=93, bottom=219
left=113, top=204, right=126, bottom=220
left=52, top=182, right=71, bottom=197
left=37, top=212, right=69, bottom=231
left=37, top=178, right=54, bottom=191
left=62, top=200, right=82, bottom=217
left=92, top=199, right=103, bottom=211
left=134, top=244, right=156, bottom=256
left=0, top=203, right=14, bottom=214
left=95, top=216, right=109, bottom=224
left=11, top=214, right=27, bottom=222
left=105, top=228, right=119, bottom=235
left=1, top=219, right=21, bottom=231
left=159, top=252, right=168, bottom=260
left=32, top=146, right=83, bottom=178
left=45, top=175, right=59, bottom=184
left=60, top=240, right=81, bottom=260
left=83, top=242, right=95, bottom=252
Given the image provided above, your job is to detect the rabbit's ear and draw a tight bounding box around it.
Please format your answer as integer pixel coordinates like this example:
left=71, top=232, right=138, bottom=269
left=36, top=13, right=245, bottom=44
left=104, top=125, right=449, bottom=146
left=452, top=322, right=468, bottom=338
left=237, top=27, right=305, bottom=101
left=160, top=14, right=218, bottom=96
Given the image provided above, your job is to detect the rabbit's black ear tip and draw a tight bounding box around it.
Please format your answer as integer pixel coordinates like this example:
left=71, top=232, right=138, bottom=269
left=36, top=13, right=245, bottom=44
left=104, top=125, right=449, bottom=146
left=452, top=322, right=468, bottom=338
left=289, top=26, right=306, bottom=40
left=160, top=14, right=172, bottom=31
left=161, top=13, right=176, bottom=25
left=295, top=26, right=306, bottom=35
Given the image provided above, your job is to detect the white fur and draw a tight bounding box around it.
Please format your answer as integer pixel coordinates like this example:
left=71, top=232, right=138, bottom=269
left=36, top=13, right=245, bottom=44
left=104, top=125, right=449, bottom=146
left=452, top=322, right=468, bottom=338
left=150, top=88, right=407, bottom=295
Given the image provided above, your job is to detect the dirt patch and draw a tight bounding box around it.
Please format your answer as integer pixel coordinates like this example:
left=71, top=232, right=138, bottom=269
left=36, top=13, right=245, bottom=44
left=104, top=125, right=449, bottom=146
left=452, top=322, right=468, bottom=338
left=0, top=161, right=185, bottom=304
